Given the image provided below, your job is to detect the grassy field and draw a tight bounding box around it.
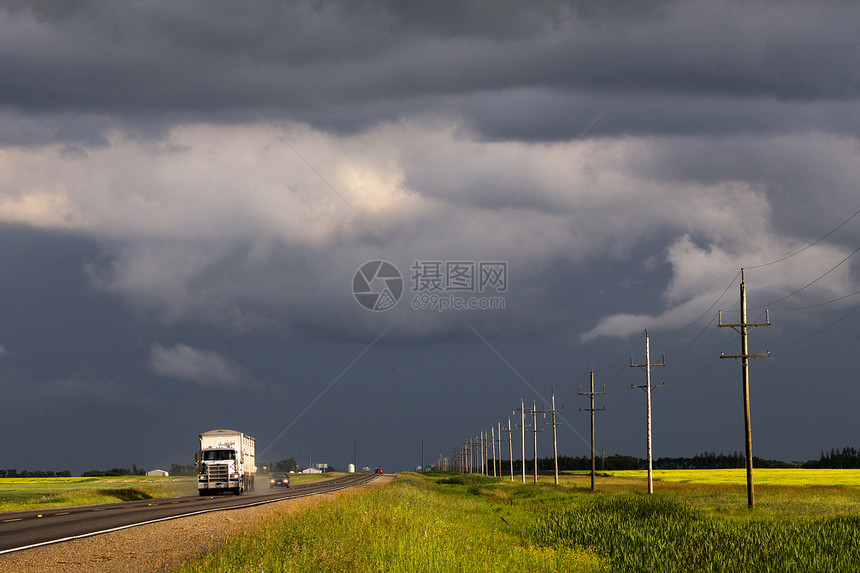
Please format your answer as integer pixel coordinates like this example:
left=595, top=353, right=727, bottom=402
left=0, top=476, right=197, bottom=512
left=181, top=470, right=860, bottom=572
left=181, top=473, right=604, bottom=572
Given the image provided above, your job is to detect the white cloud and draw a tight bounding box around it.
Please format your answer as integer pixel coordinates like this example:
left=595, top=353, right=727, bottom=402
left=581, top=231, right=860, bottom=341
left=2, top=120, right=857, bottom=341
left=148, top=343, right=248, bottom=386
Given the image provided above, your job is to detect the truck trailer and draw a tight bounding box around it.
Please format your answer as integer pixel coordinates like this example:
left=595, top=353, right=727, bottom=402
left=197, top=429, right=256, bottom=496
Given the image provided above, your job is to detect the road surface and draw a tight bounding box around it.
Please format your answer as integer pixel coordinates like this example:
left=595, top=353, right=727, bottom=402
left=0, top=473, right=376, bottom=554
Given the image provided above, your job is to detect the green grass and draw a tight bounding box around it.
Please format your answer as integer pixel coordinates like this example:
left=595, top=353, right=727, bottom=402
left=180, top=473, right=606, bottom=572
left=530, top=493, right=860, bottom=572
left=181, top=470, right=860, bottom=573
left=0, top=476, right=196, bottom=512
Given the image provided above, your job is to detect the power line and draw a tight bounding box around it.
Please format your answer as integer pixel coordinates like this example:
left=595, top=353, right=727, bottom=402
left=667, top=312, right=719, bottom=361
left=657, top=207, right=860, bottom=358
left=754, top=245, right=860, bottom=309
left=783, top=330, right=860, bottom=354
left=775, top=287, right=860, bottom=311
left=664, top=355, right=721, bottom=394
left=664, top=269, right=742, bottom=336
left=745, top=206, right=860, bottom=270
left=773, top=302, right=860, bottom=352
left=605, top=331, right=646, bottom=388
left=659, top=202, right=860, bottom=344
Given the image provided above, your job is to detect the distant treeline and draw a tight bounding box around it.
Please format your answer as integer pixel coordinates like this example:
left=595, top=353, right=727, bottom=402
left=1, top=465, right=149, bottom=478
left=803, top=447, right=860, bottom=469
left=268, top=458, right=299, bottom=473
left=488, top=452, right=793, bottom=472
left=6, top=449, right=860, bottom=478
left=1, top=469, right=72, bottom=478
left=484, top=448, right=860, bottom=472
left=171, top=463, right=197, bottom=476
left=81, top=466, right=147, bottom=477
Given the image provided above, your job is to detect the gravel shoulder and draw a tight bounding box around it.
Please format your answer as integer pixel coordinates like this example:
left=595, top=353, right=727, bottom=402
left=0, top=474, right=394, bottom=573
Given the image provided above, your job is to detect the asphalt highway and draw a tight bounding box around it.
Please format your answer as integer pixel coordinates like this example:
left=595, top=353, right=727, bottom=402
left=0, top=473, right=377, bottom=554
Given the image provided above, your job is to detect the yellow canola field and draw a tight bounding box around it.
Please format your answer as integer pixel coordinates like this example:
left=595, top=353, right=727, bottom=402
left=0, top=477, right=97, bottom=484
left=604, top=468, right=860, bottom=487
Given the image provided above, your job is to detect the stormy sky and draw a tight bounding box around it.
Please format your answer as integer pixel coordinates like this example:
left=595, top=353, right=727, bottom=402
left=1, top=0, right=859, bottom=475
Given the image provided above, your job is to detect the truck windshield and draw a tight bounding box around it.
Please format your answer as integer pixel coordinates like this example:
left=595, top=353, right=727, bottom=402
left=203, top=449, right=235, bottom=461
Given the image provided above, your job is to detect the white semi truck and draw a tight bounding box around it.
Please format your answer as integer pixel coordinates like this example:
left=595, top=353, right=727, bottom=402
left=196, top=429, right=256, bottom=496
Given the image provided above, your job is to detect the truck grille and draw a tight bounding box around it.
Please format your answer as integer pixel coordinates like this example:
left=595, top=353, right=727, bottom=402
left=207, top=464, right=229, bottom=480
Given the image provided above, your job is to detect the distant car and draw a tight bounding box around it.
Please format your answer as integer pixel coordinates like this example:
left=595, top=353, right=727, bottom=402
left=375, top=468, right=384, bottom=474
left=269, top=472, right=290, bottom=489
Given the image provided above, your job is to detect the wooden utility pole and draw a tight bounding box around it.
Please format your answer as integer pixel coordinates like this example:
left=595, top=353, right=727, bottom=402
left=466, top=440, right=472, bottom=473
left=513, top=399, right=529, bottom=483
left=490, top=427, right=497, bottom=477
left=630, top=330, right=665, bottom=494
left=501, top=417, right=515, bottom=481
left=496, top=421, right=502, bottom=478
left=479, top=432, right=486, bottom=475
left=719, top=268, right=770, bottom=508
left=485, top=429, right=491, bottom=476
left=479, top=431, right=485, bottom=475
left=485, top=429, right=490, bottom=477
left=539, top=391, right=565, bottom=485
left=527, top=401, right=543, bottom=484
left=579, top=365, right=606, bottom=491
left=483, top=430, right=489, bottom=475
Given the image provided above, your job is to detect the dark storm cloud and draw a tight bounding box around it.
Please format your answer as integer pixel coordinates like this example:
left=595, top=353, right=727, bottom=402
left=2, top=0, right=860, bottom=476
left=2, top=0, right=859, bottom=145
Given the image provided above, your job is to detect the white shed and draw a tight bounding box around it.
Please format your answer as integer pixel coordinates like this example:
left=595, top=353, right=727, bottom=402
left=146, top=469, right=169, bottom=477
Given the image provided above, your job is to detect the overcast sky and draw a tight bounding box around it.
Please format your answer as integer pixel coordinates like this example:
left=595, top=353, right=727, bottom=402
left=2, top=0, right=859, bottom=475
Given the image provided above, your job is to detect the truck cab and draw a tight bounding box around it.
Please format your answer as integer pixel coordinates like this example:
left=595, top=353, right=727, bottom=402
left=197, top=429, right=256, bottom=496
left=198, top=447, right=241, bottom=495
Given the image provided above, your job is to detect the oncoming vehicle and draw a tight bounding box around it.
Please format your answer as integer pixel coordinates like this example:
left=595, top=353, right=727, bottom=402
left=375, top=468, right=384, bottom=474
left=270, top=472, right=291, bottom=489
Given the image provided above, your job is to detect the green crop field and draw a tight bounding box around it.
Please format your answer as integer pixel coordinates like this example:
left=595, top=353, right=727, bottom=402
left=0, top=476, right=196, bottom=512
left=180, top=470, right=860, bottom=572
